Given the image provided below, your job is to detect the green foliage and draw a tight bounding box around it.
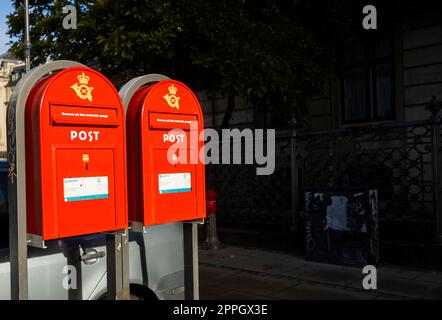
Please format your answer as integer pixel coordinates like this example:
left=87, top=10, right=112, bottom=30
left=7, top=0, right=353, bottom=122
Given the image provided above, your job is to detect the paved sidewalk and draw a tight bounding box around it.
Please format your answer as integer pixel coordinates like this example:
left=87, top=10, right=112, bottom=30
left=199, top=246, right=442, bottom=300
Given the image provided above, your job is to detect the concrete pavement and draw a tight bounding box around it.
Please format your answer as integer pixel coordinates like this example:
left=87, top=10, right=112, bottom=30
left=198, top=246, right=442, bottom=300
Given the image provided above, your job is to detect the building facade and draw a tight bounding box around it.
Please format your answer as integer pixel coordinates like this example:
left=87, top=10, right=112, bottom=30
left=308, top=2, right=442, bottom=130
left=0, top=52, right=24, bottom=156
left=202, top=2, right=442, bottom=266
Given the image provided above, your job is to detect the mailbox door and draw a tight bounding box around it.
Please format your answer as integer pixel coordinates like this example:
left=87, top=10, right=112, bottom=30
left=152, top=148, right=198, bottom=224
left=55, top=148, right=117, bottom=237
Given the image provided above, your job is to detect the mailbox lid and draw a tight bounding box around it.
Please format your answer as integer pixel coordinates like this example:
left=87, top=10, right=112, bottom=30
left=42, top=67, right=123, bottom=110
left=141, top=80, right=203, bottom=123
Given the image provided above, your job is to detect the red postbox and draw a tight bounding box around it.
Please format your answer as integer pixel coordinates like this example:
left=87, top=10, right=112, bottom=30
left=25, top=66, right=127, bottom=240
left=126, top=79, right=206, bottom=226
left=206, top=189, right=217, bottom=216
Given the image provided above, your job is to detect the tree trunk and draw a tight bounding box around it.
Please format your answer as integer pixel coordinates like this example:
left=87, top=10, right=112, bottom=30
left=221, top=90, right=235, bottom=129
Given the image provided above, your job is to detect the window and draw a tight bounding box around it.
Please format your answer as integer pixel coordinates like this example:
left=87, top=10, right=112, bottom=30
left=342, top=34, right=395, bottom=123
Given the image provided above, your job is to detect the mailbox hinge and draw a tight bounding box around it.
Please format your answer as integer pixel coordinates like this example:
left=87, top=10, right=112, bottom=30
left=26, top=233, right=47, bottom=249
left=129, top=221, right=148, bottom=234
left=184, top=218, right=205, bottom=225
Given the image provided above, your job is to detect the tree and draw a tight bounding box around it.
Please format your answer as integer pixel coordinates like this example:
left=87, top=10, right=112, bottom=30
left=7, top=0, right=354, bottom=128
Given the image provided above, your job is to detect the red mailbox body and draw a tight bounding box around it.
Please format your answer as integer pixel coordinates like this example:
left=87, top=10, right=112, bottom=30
left=126, top=80, right=206, bottom=226
left=25, top=66, right=127, bottom=240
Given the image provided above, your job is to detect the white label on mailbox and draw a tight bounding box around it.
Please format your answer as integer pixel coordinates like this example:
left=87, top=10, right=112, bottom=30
left=158, top=173, right=191, bottom=194
left=63, top=176, right=109, bottom=202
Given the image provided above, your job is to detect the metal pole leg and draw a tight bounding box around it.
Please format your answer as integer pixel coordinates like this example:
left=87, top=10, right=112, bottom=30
left=183, top=222, right=199, bottom=300
left=8, top=201, right=28, bottom=300
left=10, top=0, right=31, bottom=299
left=120, top=231, right=130, bottom=300
left=289, top=115, right=299, bottom=235
left=206, top=214, right=221, bottom=250
left=106, top=230, right=130, bottom=300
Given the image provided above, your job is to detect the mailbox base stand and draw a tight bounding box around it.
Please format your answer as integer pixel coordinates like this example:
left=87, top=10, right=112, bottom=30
left=26, top=234, right=47, bottom=249
left=183, top=219, right=204, bottom=300
left=106, top=229, right=130, bottom=300
left=129, top=221, right=148, bottom=234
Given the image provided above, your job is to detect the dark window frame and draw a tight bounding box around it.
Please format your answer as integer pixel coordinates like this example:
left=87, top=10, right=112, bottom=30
left=341, top=33, right=396, bottom=124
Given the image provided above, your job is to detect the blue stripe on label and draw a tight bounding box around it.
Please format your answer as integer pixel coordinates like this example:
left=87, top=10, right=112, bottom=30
left=64, top=194, right=109, bottom=202
left=159, top=188, right=192, bottom=194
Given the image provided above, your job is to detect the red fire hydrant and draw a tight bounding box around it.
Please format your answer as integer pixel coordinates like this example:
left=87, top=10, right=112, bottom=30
left=206, top=189, right=217, bottom=215
left=205, top=189, right=221, bottom=250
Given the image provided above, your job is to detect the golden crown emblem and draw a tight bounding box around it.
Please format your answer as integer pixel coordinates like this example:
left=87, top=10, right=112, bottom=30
left=168, top=84, right=177, bottom=95
left=77, top=72, right=90, bottom=84
left=163, top=84, right=180, bottom=109
left=71, top=72, right=94, bottom=102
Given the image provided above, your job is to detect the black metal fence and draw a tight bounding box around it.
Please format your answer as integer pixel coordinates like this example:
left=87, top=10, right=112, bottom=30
left=206, top=131, right=294, bottom=231
left=209, top=117, right=442, bottom=244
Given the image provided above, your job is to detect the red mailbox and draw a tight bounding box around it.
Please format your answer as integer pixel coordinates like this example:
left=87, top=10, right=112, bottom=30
left=126, top=80, right=206, bottom=226
left=25, top=66, right=127, bottom=240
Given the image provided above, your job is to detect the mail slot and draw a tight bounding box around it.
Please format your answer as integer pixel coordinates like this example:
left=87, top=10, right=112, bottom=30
left=125, top=79, right=206, bottom=226
left=25, top=66, right=127, bottom=240
left=51, top=105, right=119, bottom=126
